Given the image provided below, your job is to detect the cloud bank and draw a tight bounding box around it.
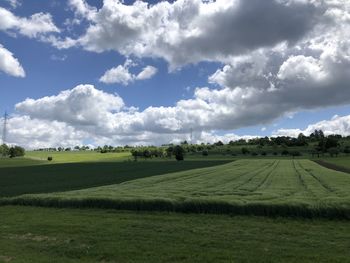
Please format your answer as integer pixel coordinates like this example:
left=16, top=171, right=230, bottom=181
left=1, top=84, right=348, bottom=149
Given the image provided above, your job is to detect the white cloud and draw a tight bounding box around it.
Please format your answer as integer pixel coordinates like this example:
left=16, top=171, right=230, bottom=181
left=6, top=84, right=350, bottom=148
left=273, top=115, right=350, bottom=137
left=136, top=65, right=158, bottom=80
left=68, top=0, right=97, bottom=21
left=100, top=60, right=157, bottom=85
left=99, top=64, right=134, bottom=85
left=56, top=0, right=322, bottom=69
left=11, top=84, right=296, bottom=143
left=0, top=6, right=59, bottom=38
left=4, top=0, right=21, bottom=9
left=50, top=54, right=67, bottom=61
left=3, top=115, right=88, bottom=149
left=15, top=84, right=125, bottom=130
left=277, top=55, right=327, bottom=81
left=0, top=44, right=25, bottom=77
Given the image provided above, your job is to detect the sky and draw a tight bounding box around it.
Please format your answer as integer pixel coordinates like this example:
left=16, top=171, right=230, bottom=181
left=0, top=0, right=350, bottom=149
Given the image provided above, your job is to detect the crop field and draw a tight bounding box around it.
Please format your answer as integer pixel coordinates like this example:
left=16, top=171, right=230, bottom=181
left=0, top=158, right=228, bottom=197
left=1, top=155, right=350, bottom=262
left=5, top=159, right=350, bottom=218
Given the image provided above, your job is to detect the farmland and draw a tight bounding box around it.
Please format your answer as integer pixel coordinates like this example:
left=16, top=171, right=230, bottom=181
left=1, top=153, right=350, bottom=262
left=0, top=157, right=228, bottom=197
left=3, top=158, right=350, bottom=218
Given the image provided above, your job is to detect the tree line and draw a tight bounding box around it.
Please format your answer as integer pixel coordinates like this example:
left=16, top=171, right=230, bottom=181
left=0, top=144, right=25, bottom=158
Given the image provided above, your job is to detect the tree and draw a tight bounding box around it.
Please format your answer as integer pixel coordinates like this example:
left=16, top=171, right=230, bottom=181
left=131, top=150, right=138, bottom=161
left=290, top=151, right=302, bottom=158
left=241, top=147, right=249, bottom=155
left=281, top=150, right=289, bottom=156
left=143, top=149, right=152, bottom=158
left=165, top=147, right=173, bottom=158
left=214, top=141, right=224, bottom=146
left=0, top=144, right=10, bottom=157
left=9, top=146, right=25, bottom=158
left=325, top=137, right=339, bottom=150
left=173, top=145, right=185, bottom=161
left=328, top=147, right=339, bottom=157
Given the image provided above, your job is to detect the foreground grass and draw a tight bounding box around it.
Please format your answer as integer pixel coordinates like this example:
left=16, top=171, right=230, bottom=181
left=10, top=159, right=350, bottom=218
left=0, top=206, right=349, bottom=263
left=0, top=160, right=229, bottom=197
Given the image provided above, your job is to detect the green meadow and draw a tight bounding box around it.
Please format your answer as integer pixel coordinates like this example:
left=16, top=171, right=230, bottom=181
left=0, top=206, right=349, bottom=263
left=6, top=159, right=350, bottom=218
left=1, top=152, right=350, bottom=262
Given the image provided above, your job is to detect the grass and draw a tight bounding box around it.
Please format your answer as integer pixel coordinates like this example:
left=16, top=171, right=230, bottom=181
left=0, top=206, right=349, bottom=263
left=318, top=155, right=350, bottom=169
left=5, top=159, right=350, bottom=218
left=0, top=159, right=229, bottom=197
left=25, top=151, right=131, bottom=163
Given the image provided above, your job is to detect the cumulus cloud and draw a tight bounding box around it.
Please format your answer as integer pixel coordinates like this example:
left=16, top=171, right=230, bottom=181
left=16, top=85, right=125, bottom=130
left=3, top=115, right=88, bottom=149
left=273, top=115, right=350, bottom=137
left=99, top=59, right=157, bottom=85
left=0, top=6, right=59, bottom=38
left=5, top=84, right=350, bottom=148
left=0, top=44, right=25, bottom=77
left=55, top=0, right=322, bottom=69
left=10, top=84, right=295, bottom=142
left=206, top=0, right=350, bottom=126
left=52, top=1, right=349, bottom=128
left=2, top=0, right=350, bottom=148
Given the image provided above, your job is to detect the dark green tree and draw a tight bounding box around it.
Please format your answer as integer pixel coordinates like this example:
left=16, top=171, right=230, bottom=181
left=173, top=145, right=185, bottom=161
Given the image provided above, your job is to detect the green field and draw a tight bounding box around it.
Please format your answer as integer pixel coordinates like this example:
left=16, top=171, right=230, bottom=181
left=1, top=153, right=350, bottom=262
left=0, top=158, right=228, bottom=197
left=4, top=159, right=350, bottom=218
left=0, top=206, right=349, bottom=263
left=319, top=156, right=350, bottom=169
left=25, top=151, right=131, bottom=163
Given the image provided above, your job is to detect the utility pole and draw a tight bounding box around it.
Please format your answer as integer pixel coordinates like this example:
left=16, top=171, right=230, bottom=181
left=2, top=112, right=8, bottom=145
left=190, top=128, right=193, bottom=145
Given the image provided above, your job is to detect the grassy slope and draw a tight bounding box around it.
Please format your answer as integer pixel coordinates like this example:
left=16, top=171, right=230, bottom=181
left=318, top=156, right=350, bottom=169
left=0, top=206, right=349, bottom=263
left=0, top=158, right=229, bottom=197
left=12, top=159, right=350, bottom=218
left=25, top=151, right=131, bottom=163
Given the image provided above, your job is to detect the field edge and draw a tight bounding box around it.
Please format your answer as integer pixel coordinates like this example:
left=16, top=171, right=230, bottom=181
left=1, top=196, right=350, bottom=219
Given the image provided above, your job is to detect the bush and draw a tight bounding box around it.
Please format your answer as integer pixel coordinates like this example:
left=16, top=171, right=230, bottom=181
left=251, top=152, right=258, bottom=156
left=202, top=150, right=209, bottom=156
left=48, top=156, right=53, bottom=161
left=261, top=151, right=267, bottom=156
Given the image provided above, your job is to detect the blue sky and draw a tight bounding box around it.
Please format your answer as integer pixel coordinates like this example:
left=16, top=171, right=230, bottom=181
left=1, top=0, right=350, bottom=148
